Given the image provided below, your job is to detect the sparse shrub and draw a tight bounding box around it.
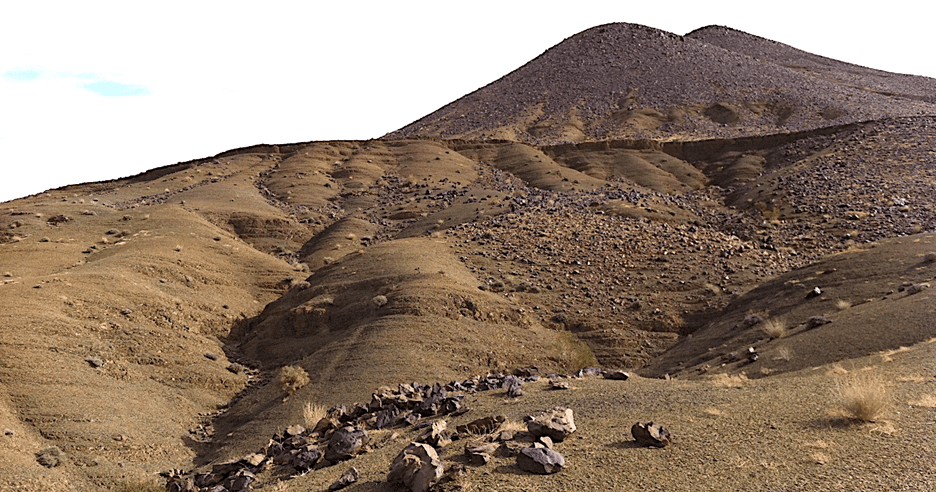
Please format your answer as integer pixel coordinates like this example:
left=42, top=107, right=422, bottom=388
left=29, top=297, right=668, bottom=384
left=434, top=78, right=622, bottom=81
left=924, top=251, right=936, bottom=263
left=372, top=295, right=388, bottom=308
left=836, top=371, right=888, bottom=422
left=278, top=365, right=310, bottom=397
left=761, top=318, right=787, bottom=339
left=112, top=479, right=164, bottom=492
left=835, top=299, right=851, bottom=311
left=36, top=446, right=63, bottom=467
left=303, top=401, right=327, bottom=428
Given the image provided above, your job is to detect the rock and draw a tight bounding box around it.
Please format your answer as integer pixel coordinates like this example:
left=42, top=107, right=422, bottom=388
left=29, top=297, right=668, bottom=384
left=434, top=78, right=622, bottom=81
left=548, top=379, right=570, bottom=390
left=417, top=420, right=451, bottom=448
left=572, top=366, right=602, bottom=378
left=387, top=443, right=444, bottom=492
left=328, top=467, right=360, bottom=491
left=516, top=446, right=565, bottom=474
left=221, top=470, right=254, bottom=492
left=292, top=447, right=322, bottom=473
left=204, top=352, right=219, bottom=361
left=906, top=282, right=930, bottom=295
left=375, top=405, right=402, bottom=429
left=85, top=356, right=104, bottom=368
left=603, top=370, right=630, bottom=380
left=527, top=407, right=576, bottom=442
left=464, top=442, right=498, bottom=465
left=631, top=422, right=671, bottom=447
left=805, top=315, right=831, bottom=329
left=3, top=428, right=13, bottom=436
left=506, top=381, right=525, bottom=398
left=807, top=286, right=822, bottom=298
left=325, top=426, right=369, bottom=462
left=537, top=435, right=554, bottom=449
left=36, top=446, right=64, bottom=467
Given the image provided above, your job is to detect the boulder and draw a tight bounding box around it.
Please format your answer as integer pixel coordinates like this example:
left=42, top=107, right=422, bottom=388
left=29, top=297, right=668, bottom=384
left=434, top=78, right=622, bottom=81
left=527, top=407, right=576, bottom=442
left=325, top=426, right=369, bottom=462
left=516, top=447, right=565, bottom=474
left=631, top=421, right=671, bottom=447
left=387, top=443, right=444, bottom=492
left=417, top=420, right=451, bottom=448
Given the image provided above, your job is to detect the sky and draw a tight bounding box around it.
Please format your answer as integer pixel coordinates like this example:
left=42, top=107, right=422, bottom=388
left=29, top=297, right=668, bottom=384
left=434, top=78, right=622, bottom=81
left=2, top=1, right=934, bottom=203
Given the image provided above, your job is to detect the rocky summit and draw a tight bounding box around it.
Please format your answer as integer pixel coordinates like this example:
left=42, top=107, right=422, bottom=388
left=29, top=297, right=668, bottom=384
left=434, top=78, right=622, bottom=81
left=2, top=22, right=936, bottom=492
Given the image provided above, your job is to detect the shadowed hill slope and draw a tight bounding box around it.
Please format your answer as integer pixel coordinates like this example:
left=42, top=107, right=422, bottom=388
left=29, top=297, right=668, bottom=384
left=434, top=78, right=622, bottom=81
left=388, top=23, right=936, bottom=144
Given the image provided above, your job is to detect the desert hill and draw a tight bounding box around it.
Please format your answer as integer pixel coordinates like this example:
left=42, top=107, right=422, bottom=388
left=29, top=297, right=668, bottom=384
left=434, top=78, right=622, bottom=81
left=2, top=22, right=936, bottom=492
left=388, top=23, right=936, bottom=143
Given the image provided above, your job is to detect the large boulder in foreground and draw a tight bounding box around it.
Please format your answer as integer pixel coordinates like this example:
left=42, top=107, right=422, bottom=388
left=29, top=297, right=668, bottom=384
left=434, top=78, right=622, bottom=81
left=387, top=442, right=444, bottom=492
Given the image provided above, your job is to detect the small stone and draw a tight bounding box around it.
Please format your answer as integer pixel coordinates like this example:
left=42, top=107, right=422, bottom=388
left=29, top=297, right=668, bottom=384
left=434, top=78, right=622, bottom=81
left=36, top=446, right=64, bottom=467
left=204, top=352, right=219, bottom=361
left=516, top=446, right=564, bottom=474
left=805, top=315, right=831, bottom=329
left=292, top=447, right=322, bottom=473
left=3, top=428, right=13, bottom=436
left=631, top=421, right=672, bottom=447
left=807, top=286, right=822, bottom=298
left=388, top=442, right=444, bottom=492
left=372, top=295, right=389, bottom=308
left=328, top=467, right=360, bottom=491
left=85, top=356, right=104, bottom=368
left=120, top=308, right=132, bottom=315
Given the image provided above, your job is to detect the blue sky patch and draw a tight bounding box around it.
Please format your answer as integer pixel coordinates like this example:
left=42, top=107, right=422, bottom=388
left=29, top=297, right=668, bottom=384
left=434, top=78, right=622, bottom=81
left=2, top=69, right=42, bottom=82
left=83, top=81, right=152, bottom=97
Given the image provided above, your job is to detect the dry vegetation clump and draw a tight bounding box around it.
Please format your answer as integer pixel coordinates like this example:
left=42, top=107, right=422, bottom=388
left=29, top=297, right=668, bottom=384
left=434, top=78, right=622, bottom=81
left=775, top=345, right=793, bottom=361
left=278, top=365, right=310, bottom=397
left=923, top=251, right=936, bottom=263
left=835, top=299, right=851, bottom=311
left=836, top=371, right=889, bottom=422
left=761, top=318, right=787, bottom=339
left=303, top=401, right=327, bottom=428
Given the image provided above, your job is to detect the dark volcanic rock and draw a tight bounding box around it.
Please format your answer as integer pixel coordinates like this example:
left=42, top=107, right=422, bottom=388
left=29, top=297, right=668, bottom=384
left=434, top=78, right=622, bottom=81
left=325, top=426, right=369, bottom=462
left=387, top=442, right=444, bottom=492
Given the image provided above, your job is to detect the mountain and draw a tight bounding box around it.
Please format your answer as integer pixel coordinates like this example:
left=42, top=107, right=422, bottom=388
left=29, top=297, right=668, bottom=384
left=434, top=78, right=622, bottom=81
left=388, top=23, right=936, bottom=143
left=2, top=23, right=936, bottom=491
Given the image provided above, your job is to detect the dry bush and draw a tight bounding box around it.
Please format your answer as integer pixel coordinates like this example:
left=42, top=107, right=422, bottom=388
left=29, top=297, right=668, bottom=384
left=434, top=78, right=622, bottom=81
left=761, top=318, right=787, bottom=339
left=303, top=401, right=327, bottom=428
left=836, top=371, right=889, bottom=422
left=278, top=365, right=310, bottom=396
left=835, top=299, right=851, bottom=311
left=775, top=345, right=793, bottom=361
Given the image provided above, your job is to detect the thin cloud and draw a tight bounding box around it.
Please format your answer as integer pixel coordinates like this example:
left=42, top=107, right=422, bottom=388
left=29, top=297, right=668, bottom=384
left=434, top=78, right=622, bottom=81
left=2, top=69, right=42, bottom=82
left=83, top=80, right=152, bottom=97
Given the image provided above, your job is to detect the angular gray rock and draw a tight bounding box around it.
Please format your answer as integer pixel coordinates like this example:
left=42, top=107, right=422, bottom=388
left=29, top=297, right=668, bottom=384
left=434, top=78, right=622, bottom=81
left=516, top=446, right=565, bottom=474
left=325, top=426, right=369, bottom=462
left=387, top=443, right=444, bottom=492
left=631, top=421, right=671, bottom=447
left=464, top=442, right=499, bottom=465
left=526, top=407, right=576, bottom=442
left=328, top=467, right=360, bottom=491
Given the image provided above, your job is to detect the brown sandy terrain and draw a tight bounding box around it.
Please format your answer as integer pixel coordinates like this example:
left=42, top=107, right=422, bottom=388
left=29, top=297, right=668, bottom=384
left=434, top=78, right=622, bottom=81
left=1, top=22, right=935, bottom=492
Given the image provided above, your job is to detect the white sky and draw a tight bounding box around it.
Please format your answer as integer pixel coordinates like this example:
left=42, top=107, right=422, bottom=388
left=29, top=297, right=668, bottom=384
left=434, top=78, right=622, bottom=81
left=2, top=1, right=933, bottom=203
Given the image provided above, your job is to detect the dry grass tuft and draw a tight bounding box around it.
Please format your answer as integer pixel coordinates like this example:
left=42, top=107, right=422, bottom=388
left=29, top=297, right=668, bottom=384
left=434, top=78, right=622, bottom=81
left=761, top=318, right=787, bottom=339
left=774, top=345, right=793, bottom=361
left=834, top=299, right=851, bottom=311
left=303, top=401, right=327, bottom=428
left=278, top=365, right=310, bottom=397
left=836, top=371, right=889, bottom=422
left=499, top=420, right=528, bottom=432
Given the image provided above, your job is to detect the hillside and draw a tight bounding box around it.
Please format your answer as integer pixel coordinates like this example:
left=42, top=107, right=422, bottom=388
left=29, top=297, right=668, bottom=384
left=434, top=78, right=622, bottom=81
left=2, top=22, right=936, bottom=492
left=388, top=23, right=936, bottom=143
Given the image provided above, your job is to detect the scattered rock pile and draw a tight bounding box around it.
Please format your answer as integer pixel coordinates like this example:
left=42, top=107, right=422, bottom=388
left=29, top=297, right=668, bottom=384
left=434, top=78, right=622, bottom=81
left=161, top=367, right=631, bottom=491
